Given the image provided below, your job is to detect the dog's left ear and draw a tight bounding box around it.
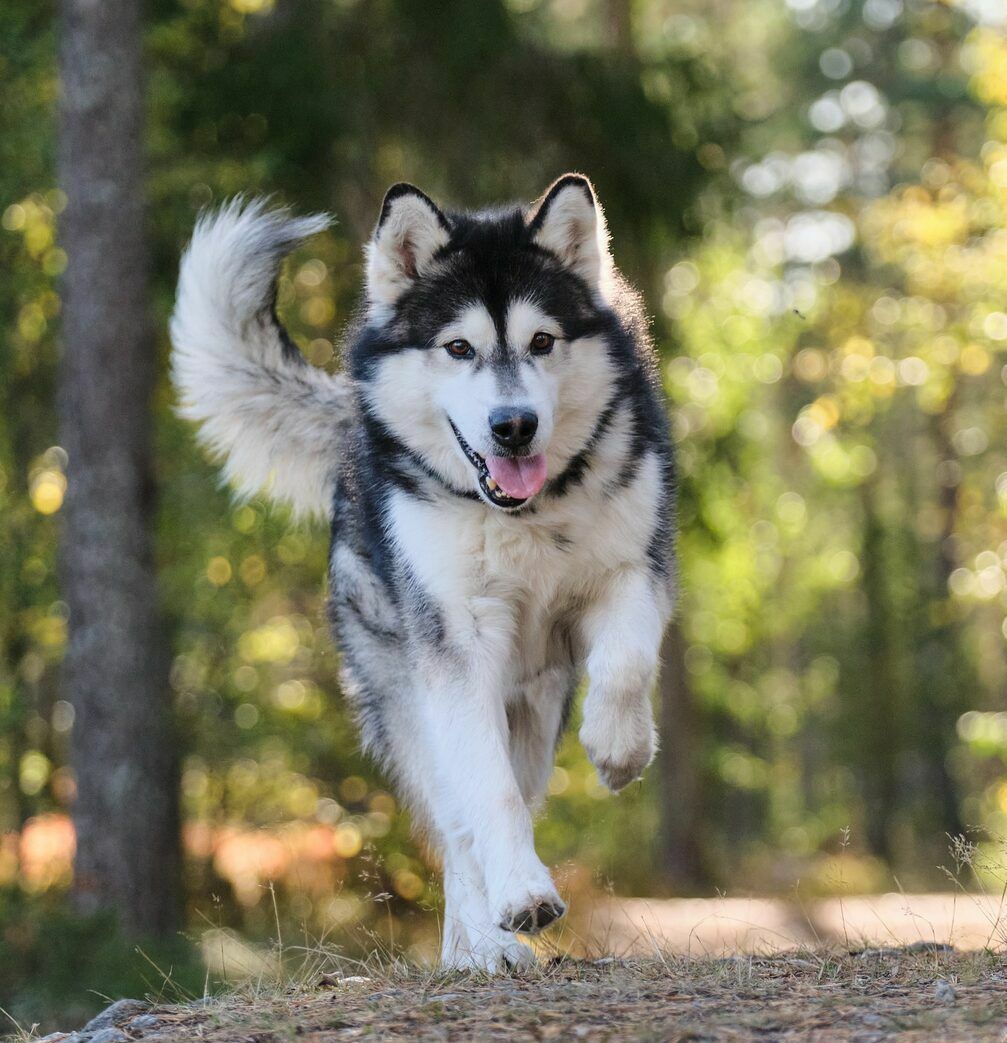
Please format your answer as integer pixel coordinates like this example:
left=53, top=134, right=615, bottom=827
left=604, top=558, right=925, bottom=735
left=366, top=183, right=451, bottom=314
left=528, top=174, right=611, bottom=291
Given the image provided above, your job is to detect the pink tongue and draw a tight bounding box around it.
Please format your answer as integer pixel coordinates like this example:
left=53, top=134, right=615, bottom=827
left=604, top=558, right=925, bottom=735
left=485, top=454, right=548, bottom=500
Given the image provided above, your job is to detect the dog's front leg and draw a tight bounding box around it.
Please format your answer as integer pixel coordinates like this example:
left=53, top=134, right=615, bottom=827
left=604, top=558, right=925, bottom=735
left=422, top=665, right=565, bottom=941
left=441, top=836, right=537, bottom=972
left=579, top=568, right=668, bottom=792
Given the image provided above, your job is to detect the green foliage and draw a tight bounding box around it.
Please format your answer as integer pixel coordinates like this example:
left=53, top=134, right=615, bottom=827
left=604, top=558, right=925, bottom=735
left=658, top=0, right=1007, bottom=882
left=7, top=0, right=1007, bottom=1027
left=0, top=888, right=202, bottom=1035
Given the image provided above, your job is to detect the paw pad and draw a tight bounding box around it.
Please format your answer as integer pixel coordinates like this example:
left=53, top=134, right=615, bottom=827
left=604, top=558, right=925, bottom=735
left=596, top=758, right=647, bottom=792
left=500, top=897, right=566, bottom=935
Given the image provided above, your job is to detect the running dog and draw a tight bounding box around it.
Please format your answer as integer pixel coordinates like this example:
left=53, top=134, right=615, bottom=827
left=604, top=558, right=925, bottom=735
left=170, top=174, right=676, bottom=970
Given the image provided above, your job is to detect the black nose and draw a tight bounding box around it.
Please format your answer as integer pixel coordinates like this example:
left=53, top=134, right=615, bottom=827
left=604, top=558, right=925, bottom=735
left=489, top=407, right=538, bottom=449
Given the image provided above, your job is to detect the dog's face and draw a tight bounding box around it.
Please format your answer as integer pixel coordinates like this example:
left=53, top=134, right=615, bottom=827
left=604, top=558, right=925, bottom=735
left=357, top=175, right=619, bottom=512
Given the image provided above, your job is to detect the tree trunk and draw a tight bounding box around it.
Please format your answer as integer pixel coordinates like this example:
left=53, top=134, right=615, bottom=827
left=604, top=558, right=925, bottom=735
left=604, top=0, right=635, bottom=60
left=57, top=0, right=179, bottom=936
left=915, top=406, right=966, bottom=840
left=656, top=622, right=705, bottom=890
left=857, top=479, right=900, bottom=861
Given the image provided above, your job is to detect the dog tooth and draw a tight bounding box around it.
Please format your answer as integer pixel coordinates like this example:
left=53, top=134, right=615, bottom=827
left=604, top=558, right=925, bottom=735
left=486, top=478, right=497, bottom=490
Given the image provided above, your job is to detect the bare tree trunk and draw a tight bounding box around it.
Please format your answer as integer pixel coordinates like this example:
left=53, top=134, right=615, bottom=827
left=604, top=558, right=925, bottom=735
left=857, top=479, right=900, bottom=861
left=917, top=406, right=966, bottom=840
left=604, top=0, right=635, bottom=59
left=656, top=622, right=705, bottom=890
left=57, top=0, right=179, bottom=936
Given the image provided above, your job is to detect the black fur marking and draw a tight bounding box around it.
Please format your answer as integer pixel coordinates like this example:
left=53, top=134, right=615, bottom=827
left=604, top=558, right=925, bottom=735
left=646, top=450, right=678, bottom=580
left=336, top=593, right=399, bottom=642
left=547, top=403, right=617, bottom=498
left=605, top=413, right=648, bottom=495
left=330, top=466, right=399, bottom=609
left=403, top=572, right=447, bottom=648
left=264, top=293, right=309, bottom=366
left=359, top=403, right=479, bottom=505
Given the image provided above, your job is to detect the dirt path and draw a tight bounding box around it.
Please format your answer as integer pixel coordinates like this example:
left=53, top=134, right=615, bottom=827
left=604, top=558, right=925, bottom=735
left=586, top=892, right=1007, bottom=956
left=35, top=949, right=1007, bottom=1042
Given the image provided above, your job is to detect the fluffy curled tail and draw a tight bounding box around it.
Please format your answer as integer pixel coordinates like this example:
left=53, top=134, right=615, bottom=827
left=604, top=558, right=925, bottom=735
left=170, top=199, right=352, bottom=519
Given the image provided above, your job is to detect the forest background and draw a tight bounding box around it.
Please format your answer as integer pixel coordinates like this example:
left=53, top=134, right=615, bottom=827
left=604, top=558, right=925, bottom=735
left=4, top=0, right=1007, bottom=1029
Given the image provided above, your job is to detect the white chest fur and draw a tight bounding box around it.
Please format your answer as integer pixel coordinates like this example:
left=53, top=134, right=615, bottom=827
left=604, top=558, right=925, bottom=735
left=388, top=450, right=662, bottom=683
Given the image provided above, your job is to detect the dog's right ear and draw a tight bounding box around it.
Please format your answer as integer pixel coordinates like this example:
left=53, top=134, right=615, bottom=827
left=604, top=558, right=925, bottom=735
left=366, top=184, right=450, bottom=315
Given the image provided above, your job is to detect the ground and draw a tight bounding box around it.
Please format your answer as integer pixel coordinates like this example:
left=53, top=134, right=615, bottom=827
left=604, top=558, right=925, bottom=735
left=18, top=892, right=1007, bottom=1041
left=24, top=948, right=1007, bottom=1042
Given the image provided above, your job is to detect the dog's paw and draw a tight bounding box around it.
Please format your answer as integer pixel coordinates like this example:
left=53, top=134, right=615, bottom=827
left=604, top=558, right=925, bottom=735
left=498, top=894, right=567, bottom=935
left=590, top=752, right=651, bottom=792
left=579, top=704, right=656, bottom=793
left=487, top=859, right=565, bottom=936
left=443, top=930, right=537, bottom=974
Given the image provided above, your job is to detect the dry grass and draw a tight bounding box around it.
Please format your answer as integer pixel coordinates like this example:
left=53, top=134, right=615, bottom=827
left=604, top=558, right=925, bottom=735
left=17, top=945, right=1007, bottom=1042
left=11, top=869, right=1007, bottom=1042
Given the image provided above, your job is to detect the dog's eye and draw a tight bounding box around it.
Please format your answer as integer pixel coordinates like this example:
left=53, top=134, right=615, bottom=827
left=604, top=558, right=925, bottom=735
left=444, top=339, right=474, bottom=359
left=530, top=332, right=555, bottom=355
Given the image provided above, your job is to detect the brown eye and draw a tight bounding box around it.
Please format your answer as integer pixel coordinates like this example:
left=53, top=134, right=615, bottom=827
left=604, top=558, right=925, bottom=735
left=445, top=339, right=474, bottom=359
left=531, top=331, right=555, bottom=355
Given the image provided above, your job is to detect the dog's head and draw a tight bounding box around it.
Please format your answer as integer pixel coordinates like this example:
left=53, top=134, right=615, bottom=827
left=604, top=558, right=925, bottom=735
left=355, top=175, right=623, bottom=512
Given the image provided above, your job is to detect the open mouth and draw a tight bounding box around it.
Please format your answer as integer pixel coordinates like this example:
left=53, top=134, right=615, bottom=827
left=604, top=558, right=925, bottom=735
left=449, top=421, right=546, bottom=509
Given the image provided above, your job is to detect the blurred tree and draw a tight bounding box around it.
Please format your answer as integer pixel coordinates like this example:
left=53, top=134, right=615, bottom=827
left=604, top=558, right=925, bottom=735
left=657, top=624, right=706, bottom=889
left=662, top=0, right=1007, bottom=884
left=57, top=0, right=179, bottom=934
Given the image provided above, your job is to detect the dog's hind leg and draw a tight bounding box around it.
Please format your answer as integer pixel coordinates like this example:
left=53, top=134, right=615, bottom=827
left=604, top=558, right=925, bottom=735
left=507, top=666, right=576, bottom=810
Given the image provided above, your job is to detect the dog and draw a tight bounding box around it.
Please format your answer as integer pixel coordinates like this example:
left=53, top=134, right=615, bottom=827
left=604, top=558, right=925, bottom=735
left=170, top=174, right=676, bottom=970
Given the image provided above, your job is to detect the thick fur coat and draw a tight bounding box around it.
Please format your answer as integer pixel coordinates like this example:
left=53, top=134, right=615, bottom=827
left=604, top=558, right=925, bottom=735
left=171, top=175, right=676, bottom=970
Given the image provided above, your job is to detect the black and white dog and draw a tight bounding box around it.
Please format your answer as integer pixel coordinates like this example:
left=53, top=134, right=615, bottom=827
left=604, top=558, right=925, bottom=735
left=171, top=175, right=676, bottom=970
